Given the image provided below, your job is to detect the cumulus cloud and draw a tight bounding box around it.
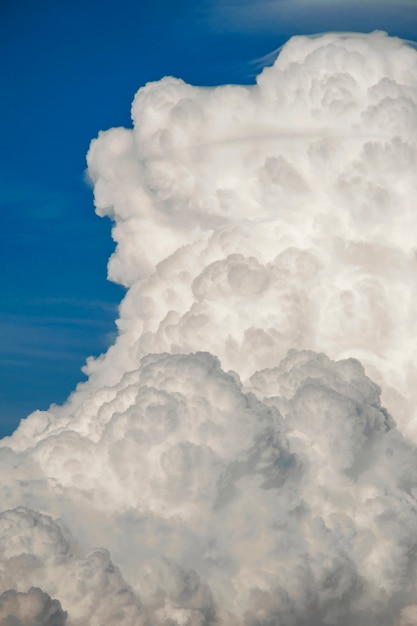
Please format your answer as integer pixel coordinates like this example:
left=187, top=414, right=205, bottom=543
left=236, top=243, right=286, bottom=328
left=84, top=30, right=417, bottom=435
left=1, top=31, right=417, bottom=625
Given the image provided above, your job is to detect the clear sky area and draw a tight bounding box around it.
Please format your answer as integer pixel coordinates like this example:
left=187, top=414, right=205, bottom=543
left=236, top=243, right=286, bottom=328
left=1, top=0, right=417, bottom=437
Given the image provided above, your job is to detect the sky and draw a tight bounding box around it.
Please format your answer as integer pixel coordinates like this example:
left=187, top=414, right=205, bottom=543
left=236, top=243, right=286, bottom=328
left=1, top=0, right=416, bottom=435
left=1, top=2, right=417, bottom=624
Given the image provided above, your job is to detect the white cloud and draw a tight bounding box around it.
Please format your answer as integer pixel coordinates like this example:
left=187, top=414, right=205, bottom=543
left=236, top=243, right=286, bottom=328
left=84, top=31, right=417, bottom=435
left=1, top=31, right=417, bottom=625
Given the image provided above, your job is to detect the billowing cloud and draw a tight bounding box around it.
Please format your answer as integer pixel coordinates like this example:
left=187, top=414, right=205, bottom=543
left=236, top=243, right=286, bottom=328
left=85, top=30, right=417, bottom=437
left=1, top=31, right=417, bottom=625
left=0, top=587, right=67, bottom=626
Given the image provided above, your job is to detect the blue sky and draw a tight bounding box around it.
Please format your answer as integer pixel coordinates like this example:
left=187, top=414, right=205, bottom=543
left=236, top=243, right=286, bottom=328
left=1, top=0, right=416, bottom=437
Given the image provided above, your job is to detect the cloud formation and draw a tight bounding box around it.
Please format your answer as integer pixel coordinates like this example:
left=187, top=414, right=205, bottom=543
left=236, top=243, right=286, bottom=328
left=0, top=587, right=67, bottom=626
left=1, top=31, right=417, bottom=625
left=85, top=30, right=417, bottom=436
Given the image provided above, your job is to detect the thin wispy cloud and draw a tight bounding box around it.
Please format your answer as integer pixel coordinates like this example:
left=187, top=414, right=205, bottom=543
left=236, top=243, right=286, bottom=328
left=206, top=0, right=417, bottom=35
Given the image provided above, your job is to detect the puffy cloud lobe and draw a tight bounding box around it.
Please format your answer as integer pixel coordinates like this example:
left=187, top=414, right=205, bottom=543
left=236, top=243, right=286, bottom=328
left=0, top=508, right=147, bottom=626
left=2, top=32, right=417, bottom=625
left=2, top=351, right=417, bottom=624
left=0, top=587, right=67, bottom=626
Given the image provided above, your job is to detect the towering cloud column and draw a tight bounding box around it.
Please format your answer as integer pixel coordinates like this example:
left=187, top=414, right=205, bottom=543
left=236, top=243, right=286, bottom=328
left=1, top=31, right=417, bottom=626
left=85, top=30, right=417, bottom=437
